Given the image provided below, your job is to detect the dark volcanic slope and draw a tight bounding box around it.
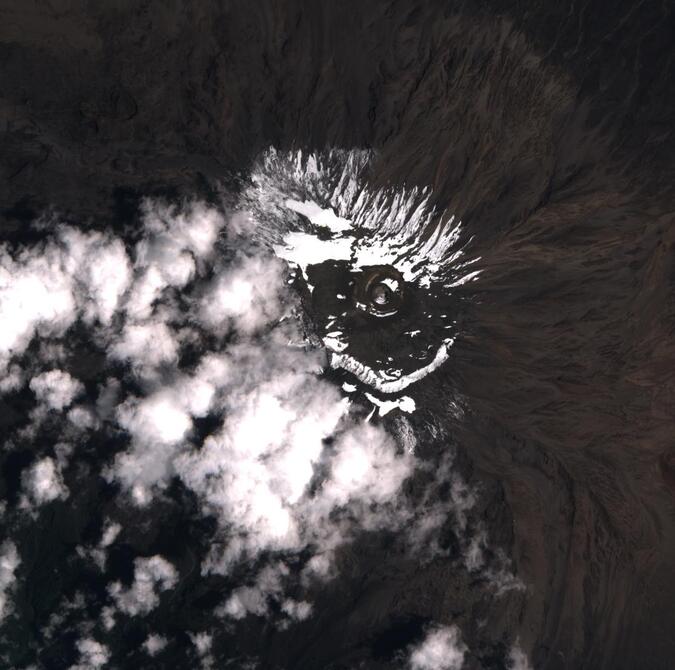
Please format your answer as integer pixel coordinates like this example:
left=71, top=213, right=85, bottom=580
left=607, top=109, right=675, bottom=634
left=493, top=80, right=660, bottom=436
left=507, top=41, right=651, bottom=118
left=1, top=1, right=675, bottom=669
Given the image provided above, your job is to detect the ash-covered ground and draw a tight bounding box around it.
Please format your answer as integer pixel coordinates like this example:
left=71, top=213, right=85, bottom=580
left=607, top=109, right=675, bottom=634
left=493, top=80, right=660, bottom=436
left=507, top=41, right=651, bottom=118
left=0, top=2, right=674, bottom=669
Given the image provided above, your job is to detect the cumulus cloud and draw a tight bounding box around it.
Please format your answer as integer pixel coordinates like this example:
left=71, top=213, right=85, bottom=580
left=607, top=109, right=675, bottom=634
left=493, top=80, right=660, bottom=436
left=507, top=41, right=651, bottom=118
left=190, top=631, right=215, bottom=669
left=56, top=227, right=132, bottom=326
left=123, top=200, right=223, bottom=320
left=79, top=519, right=122, bottom=571
left=175, top=341, right=414, bottom=578
left=39, top=592, right=85, bottom=643
left=217, top=562, right=312, bottom=623
left=0, top=240, right=78, bottom=369
left=0, top=226, right=132, bottom=374
left=175, top=350, right=351, bottom=566
left=110, top=321, right=179, bottom=370
left=69, top=638, right=110, bottom=670
left=0, top=364, right=23, bottom=394
left=402, top=454, right=481, bottom=566
left=67, top=405, right=98, bottom=431
left=198, top=254, right=287, bottom=334
left=320, top=422, right=411, bottom=508
left=111, top=373, right=216, bottom=504
left=508, top=643, right=533, bottom=670
left=100, top=520, right=122, bottom=548
left=0, top=541, right=20, bottom=624
left=408, top=626, right=467, bottom=670
left=281, top=598, right=312, bottom=622
left=117, top=391, right=192, bottom=449
left=20, top=457, right=68, bottom=508
left=0, top=199, right=222, bottom=378
left=29, top=370, right=83, bottom=411
left=108, top=555, right=178, bottom=617
left=143, top=634, right=168, bottom=656
left=190, top=631, right=213, bottom=655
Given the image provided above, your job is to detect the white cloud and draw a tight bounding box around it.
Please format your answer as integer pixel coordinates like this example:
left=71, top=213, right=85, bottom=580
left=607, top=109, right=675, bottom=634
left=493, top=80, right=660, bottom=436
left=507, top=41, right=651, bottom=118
left=110, top=321, right=178, bottom=370
left=143, top=634, right=168, bottom=656
left=174, top=348, right=354, bottom=569
left=0, top=364, right=23, bottom=394
left=0, top=226, right=133, bottom=374
left=463, top=529, right=488, bottom=572
left=190, top=631, right=215, bottom=669
left=57, top=227, right=131, bottom=326
left=95, top=378, right=122, bottom=420
left=20, top=457, right=68, bottom=508
left=70, top=638, right=110, bottom=670
left=399, top=453, right=522, bottom=582
left=123, top=201, right=224, bottom=320
left=108, top=555, right=178, bottom=617
left=112, top=392, right=193, bottom=501
left=100, top=520, right=122, bottom=548
left=140, top=200, right=223, bottom=260
left=198, top=254, right=287, bottom=335
left=190, top=631, right=213, bottom=655
left=83, top=520, right=122, bottom=571
left=39, top=592, right=85, bottom=642
left=29, top=370, right=83, bottom=411
left=186, top=371, right=414, bottom=586
left=220, top=584, right=274, bottom=620
left=219, top=563, right=287, bottom=620
left=508, top=643, right=533, bottom=670
left=281, top=598, right=312, bottom=622
left=408, top=626, right=467, bottom=670
left=392, top=415, right=417, bottom=454
left=320, top=422, right=411, bottom=509
left=0, top=241, right=77, bottom=370
left=101, top=605, right=116, bottom=631
left=67, top=405, right=98, bottom=431
left=0, top=541, right=20, bottom=624
left=123, top=266, right=167, bottom=322
left=111, top=373, right=217, bottom=503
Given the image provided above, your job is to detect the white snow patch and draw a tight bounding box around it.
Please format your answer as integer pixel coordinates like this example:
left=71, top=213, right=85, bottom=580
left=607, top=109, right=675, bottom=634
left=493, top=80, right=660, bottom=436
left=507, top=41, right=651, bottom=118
left=365, top=393, right=416, bottom=416
left=285, top=199, right=352, bottom=233
left=274, top=232, right=353, bottom=278
left=322, top=331, right=349, bottom=353
left=331, top=343, right=450, bottom=394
